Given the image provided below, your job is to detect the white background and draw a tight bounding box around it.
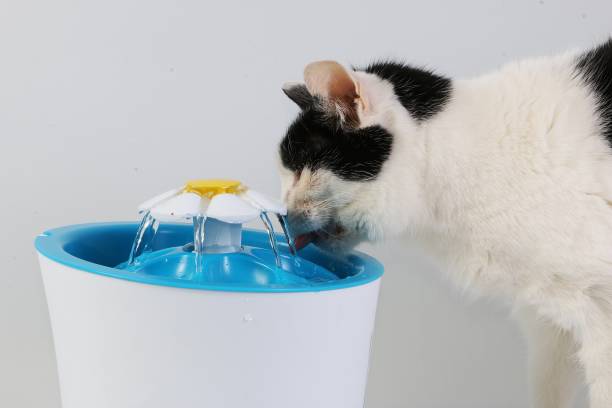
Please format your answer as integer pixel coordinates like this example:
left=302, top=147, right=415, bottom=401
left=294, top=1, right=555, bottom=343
left=1, top=1, right=610, bottom=407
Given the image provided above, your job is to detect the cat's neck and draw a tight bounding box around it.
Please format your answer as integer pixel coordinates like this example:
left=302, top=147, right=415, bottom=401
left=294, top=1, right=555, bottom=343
left=385, top=52, right=599, bottom=239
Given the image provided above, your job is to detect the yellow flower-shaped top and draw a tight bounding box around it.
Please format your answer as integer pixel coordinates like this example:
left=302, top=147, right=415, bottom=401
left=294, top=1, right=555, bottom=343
left=184, top=179, right=245, bottom=199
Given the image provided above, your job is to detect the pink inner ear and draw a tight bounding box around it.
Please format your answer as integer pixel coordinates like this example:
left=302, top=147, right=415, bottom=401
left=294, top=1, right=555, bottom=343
left=303, top=61, right=361, bottom=127
left=304, top=61, right=358, bottom=101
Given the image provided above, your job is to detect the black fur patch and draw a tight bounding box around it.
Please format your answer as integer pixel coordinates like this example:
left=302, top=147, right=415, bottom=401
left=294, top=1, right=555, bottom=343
left=576, top=39, right=612, bottom=141
left=361, top=61, right=452, bottom=121
left=279, top=108, right=393, bottom=181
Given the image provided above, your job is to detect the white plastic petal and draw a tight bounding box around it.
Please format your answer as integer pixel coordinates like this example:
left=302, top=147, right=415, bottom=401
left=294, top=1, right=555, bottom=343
left=150, top=192, right=201, bottom=220
left=206, top=194, right=261, bottom=224
left=242, top=189, right=287, bottom=215
left=138, top=187, right=183, bottom=213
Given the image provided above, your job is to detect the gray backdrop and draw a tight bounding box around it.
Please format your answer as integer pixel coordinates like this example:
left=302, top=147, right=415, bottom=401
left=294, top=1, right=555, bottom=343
left=1, top=0, right=609, bottom=406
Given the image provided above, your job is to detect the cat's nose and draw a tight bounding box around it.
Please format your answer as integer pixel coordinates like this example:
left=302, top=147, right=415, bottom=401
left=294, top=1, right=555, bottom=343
left=286, top=209, right=314, bottom=236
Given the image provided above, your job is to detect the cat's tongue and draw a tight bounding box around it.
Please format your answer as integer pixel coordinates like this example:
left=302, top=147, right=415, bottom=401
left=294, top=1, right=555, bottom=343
left=294, top=232, right=316, bottom=251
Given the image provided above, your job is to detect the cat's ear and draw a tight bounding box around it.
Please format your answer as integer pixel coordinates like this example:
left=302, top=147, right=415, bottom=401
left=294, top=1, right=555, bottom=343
left=282, top=82, right=313, bottom=110
left=303, top=60, right=361, bottom=127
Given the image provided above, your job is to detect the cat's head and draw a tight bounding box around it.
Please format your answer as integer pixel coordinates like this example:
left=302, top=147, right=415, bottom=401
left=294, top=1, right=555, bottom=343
left=278, top=61, right=400, bottom=252
left=279, top=60, right=451, bottom=252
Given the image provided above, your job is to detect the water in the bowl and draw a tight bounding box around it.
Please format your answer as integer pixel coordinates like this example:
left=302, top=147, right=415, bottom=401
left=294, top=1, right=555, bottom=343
left=118, top=210, right=337, bottom=287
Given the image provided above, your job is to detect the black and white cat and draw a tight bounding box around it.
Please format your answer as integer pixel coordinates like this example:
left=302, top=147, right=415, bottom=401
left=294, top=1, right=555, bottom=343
left=278, top=39, right=612, bottom=408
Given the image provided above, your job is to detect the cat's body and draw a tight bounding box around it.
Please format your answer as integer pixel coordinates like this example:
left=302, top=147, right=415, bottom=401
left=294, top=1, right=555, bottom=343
left=279, top=40, right=612, bottom=408
left=376, top=50, right=612, bottom=408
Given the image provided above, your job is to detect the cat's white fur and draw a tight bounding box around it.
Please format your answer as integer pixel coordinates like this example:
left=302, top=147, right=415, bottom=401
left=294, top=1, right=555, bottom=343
left=280, top=52, right=612, bottom=408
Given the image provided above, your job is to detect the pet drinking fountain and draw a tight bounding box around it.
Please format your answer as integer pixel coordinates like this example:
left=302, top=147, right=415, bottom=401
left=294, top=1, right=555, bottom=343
left=35, top=179, right=383, bottom=408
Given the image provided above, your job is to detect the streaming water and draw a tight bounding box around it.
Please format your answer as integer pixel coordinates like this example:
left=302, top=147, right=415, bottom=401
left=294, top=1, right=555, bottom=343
left=127, top=210, right=159, bottom=266
left=276, top=214, right=296, bottom=255
left=193, top=214, right=207, bottom=275
left=260, top=212, right=281, bottom=268
left=125, top=202, right=297, bottom=276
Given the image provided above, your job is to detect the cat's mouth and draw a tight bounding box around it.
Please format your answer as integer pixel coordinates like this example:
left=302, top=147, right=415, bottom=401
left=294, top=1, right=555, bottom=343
left=293, top=231, right=316, bottom=250
left=293, top=224, right=347, bottom=250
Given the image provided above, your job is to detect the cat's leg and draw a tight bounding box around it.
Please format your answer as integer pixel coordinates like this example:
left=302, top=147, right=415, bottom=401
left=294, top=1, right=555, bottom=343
left=578, top=320, right=612, bottom=408
left=581, top=346, right=612, bottom=408
left=516, top=308, right=580, bottom=408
